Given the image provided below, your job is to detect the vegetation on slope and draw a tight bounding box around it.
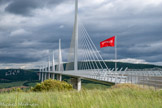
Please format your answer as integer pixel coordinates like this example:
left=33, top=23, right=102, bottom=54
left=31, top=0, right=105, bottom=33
left=0, top=69, right=38, bottom=83
left=0, top=84, right=162, bottom=108
left=64, top=61, right=162, bottom=70
left=32, top=79, right=73, bottom=92
left=0, top=81, right=26, bottom=89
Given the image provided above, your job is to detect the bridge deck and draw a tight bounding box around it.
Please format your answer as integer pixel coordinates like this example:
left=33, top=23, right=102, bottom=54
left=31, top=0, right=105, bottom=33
left=39, top=70, right=162, bottom=86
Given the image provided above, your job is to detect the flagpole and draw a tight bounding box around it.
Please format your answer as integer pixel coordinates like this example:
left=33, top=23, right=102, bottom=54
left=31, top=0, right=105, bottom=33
left=115, top=35, right=117, bottom=71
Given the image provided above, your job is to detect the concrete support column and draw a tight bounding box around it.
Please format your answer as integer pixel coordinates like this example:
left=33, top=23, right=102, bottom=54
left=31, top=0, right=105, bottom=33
left=71, top=77, right=81, bottom=91
left=56, top=74, right=62, bottom=81
left=41, top=72, right=44, bottom=82
left=44, top=73, right=47, bottom=81
left=47, top=73, right=50, bottom=79
left=51, top=73, right=55, bottom=79
left=38, top=72, right=41, bottom=81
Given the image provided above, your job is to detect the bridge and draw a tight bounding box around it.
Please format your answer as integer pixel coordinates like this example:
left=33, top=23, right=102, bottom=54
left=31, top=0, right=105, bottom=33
left=37, top=0, right=162, bottom=91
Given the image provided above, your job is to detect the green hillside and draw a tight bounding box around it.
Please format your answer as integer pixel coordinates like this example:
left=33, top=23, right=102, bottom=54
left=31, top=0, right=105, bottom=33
left=0, top=69, right=39, bottom=89
left=1, top=62, right=162, bottom=83
left=0, top=62, right=161, bottom=90
left=0, top=69, right=38, bottom=83
left=64, top=61, right=162, bottom=70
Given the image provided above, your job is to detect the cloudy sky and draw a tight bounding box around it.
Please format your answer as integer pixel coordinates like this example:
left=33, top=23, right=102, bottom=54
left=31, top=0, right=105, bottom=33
left=0, top=0, right=162, bottom=69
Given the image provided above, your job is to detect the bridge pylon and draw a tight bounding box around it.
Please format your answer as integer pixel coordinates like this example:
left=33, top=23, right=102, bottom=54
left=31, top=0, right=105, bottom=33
left=57, top=39, right=62, bottom=81
left=47, top=55, right=51, bottom=79
left=70, top=0, right=81, bottom=91
left=51, top=51, right=55, bottom=79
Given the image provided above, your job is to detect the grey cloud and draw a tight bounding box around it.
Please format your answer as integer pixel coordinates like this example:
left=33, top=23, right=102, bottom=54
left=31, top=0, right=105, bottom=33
left=0, top=0, right=162, bottom=68
left=0, top=23, right=72, bottom=64
left=0, top=55, right=38, bottom=63
left=0, top=0, right=11, bottom=4
left=4, top=0, right=68, bottom=16
left=79, top=1, right=162, bottom=65
left=0, top=48, right=49, bottom=63
left=5, top=0, right=41, bottom=16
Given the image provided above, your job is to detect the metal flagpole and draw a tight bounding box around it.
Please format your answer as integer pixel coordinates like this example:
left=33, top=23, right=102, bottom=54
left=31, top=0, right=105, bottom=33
left=115, top=36, right=117, bottom=71
left=58, top=39, right=61, bottom=72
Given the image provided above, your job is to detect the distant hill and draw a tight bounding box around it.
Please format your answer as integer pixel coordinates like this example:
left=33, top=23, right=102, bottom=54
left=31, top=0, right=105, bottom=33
left=0, top=62, right=162, bottom=83
left=105, top=61, right=162, bottom=69
left=0, top=69, right=38, bottom=83
left=63, top=61, right=162, bottom=70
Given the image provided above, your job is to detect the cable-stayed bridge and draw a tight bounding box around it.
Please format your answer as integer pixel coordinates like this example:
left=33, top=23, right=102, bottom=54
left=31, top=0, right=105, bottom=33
left=38, top=0, right=162, bottom=91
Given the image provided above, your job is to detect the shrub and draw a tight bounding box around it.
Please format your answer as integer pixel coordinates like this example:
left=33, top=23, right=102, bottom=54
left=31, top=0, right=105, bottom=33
left=9, top=87, right=23, bottom=92
left=16, top=88, right=23, bottom=92
left=32, top=79, right=73, bottom=92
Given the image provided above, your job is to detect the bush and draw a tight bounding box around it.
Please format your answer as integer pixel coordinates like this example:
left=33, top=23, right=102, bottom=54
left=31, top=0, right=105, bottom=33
left=16, top=88, right=23, bottom=92
left=9, top=87, right=23, bottom=92
left=32, top=79, right=73, bottom=92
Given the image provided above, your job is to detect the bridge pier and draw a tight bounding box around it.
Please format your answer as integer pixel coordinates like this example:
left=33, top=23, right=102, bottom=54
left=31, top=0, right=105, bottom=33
left=38, top=72, right=41, bottom=81
left=56, top=74, right=62, bottom=81
left=51, top=73, right=55, bottom=79
left=41, top=72, right=44, bottom=82
left=47, top=73, right=50, bottom=79
left=71, top=77, right=81, bottom=91
left=44, top=73, right=47, bottom=81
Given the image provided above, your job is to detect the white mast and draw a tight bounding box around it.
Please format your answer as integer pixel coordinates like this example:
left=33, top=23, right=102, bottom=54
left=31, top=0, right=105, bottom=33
left=115, top=36, right=117, bottom=71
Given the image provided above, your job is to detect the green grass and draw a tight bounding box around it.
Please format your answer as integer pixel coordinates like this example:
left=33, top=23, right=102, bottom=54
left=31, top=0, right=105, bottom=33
left=82, top=83, right=111, bottom=90
left=0, top=81, right=27, bottom=89
left=23, top=81, right=40, bottom=87
left=0, top=84, right=162, bottom=108
left=0, top=81, right=40, bottom=89
left=0, top=80, right=111, bottom=90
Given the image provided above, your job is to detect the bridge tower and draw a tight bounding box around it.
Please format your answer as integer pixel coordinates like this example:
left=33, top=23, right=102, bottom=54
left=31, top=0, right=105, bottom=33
left=47, top=55, right=51, bottom=79
left=51, top=51, right=55, bottom=79
left=38, top=66, right=41, bottom=81
left=74, top=0, right=78, bottom=71
left=41, top=65, right=44, bottom=82
left=56, top=39, right=62, bottom=81
left=71, top=0, right=81, bottom=91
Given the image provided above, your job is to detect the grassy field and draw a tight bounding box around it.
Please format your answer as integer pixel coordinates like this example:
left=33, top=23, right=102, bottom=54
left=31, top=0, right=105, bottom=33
left=0, top=79, right=111, bottom=90
left=0, top=81, right=27, bottom=89
left=0, top=84, right=162, bottom=108
left=82, top=83, right=110, bottom=90
left=0, top=81, right=40, bottom=89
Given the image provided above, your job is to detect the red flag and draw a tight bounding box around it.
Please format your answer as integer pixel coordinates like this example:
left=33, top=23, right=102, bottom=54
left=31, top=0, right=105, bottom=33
left=100, top=36, right=115, bottom=48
